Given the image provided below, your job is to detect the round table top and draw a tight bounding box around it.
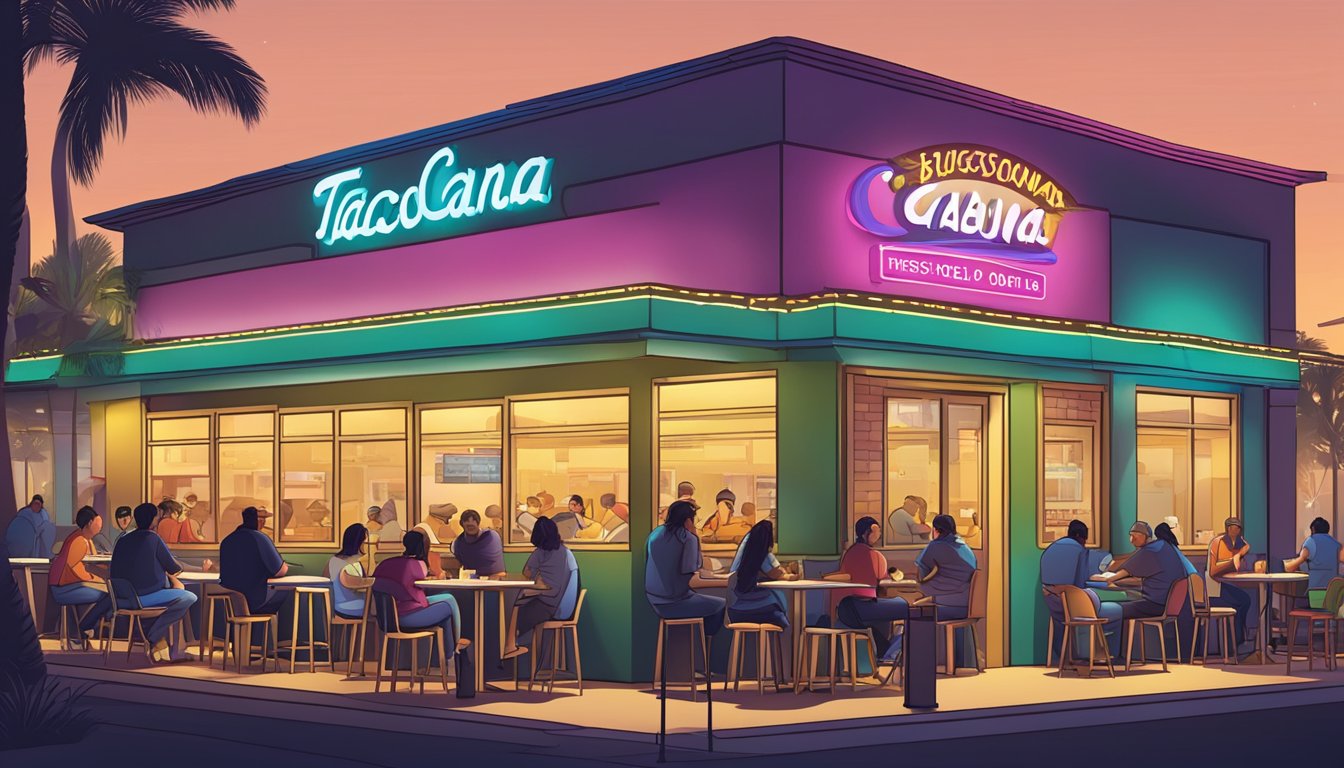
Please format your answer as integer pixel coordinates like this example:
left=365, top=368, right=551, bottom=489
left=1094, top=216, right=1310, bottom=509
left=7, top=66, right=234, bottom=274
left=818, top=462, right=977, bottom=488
left=267, top=575, right=332, bottom=587
left=880, top=579, right=918, bottom=588
left=1221, top=572, right=1309, bottom=583
left=84, top=555, right=112, bottom=563
left=8, top=557, right=50, bottom=566
left=758, top=579, right=865, bottom=589
left=177, top=571, right=220, bottom=582
left=416, top=579, right=535, bottom=590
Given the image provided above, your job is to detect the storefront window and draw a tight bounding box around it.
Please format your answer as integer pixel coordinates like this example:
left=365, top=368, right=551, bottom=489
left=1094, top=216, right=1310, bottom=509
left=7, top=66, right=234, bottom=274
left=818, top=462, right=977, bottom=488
left=147, top=415, right=211, bottom=530
left=280, top=411, right=334, bottom=543
left=884, top=393, right=987, bottom=548
left=216, top=412, right=275, bottom=542
left=1137, top=391, right=1237, bottom=548
left=419, top=404, right=503, bottom=543
left=510, top=394, right=629, bottom=546
left=339, top=407, right=408, bottom=550
left=7, top=391, right=53, bottom=509
left=657, top=376, right=777, bottom=549
left=1040, top=386, right=1104, bottom=547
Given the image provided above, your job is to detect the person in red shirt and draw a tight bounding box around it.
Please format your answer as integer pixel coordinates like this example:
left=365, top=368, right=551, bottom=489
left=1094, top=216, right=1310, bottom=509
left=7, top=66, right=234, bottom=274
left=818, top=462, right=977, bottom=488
left=825, top=516, right=909, bottom=663
left=50, top=506, right=113, bottom=649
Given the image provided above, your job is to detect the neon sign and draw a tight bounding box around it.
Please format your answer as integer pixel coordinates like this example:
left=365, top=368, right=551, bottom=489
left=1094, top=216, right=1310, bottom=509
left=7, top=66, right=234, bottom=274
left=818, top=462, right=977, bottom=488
left=849, top=145, right=1074, bottom=301
left=313, top=147, right=554, bottom=246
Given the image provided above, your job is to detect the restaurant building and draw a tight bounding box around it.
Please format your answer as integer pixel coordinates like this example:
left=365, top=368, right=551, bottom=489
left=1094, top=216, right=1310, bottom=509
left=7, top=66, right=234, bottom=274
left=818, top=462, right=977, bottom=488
left=7, top=38, right=1323, bottom=681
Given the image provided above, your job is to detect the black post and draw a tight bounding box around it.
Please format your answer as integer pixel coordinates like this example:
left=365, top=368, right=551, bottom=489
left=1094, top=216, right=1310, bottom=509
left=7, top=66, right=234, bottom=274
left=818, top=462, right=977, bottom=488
left=705, top=631, right=713, bottom=752
left=658, top=623, right=667, bottom=762
left=903, top=604, right=939, bottom=710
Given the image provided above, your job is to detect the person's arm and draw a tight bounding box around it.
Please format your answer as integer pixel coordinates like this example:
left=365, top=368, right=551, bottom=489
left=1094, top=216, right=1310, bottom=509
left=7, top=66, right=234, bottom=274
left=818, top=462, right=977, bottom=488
left=1284, top=547, right=1310, bottom=572
left=1104, top=568, right=1132, bottom=585
left=155, top=536, right=184, bottom=579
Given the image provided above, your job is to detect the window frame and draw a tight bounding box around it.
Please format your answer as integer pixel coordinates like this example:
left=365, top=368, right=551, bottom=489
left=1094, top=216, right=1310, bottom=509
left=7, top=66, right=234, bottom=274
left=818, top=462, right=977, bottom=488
left=1036, top=383, right=1108, bottom=549
left=652, top=372, right=779, bottom=553
left=335, top=403, right=412, bottom=550
left=414, top=399, right=505, bottom=551
left=1135, top=387, right=1240, bottom=552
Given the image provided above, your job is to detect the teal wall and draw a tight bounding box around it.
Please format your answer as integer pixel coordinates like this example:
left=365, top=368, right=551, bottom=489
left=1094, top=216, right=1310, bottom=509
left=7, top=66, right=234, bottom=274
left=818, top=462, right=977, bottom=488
left=1007, top=382, right=1041, bottom=665
left=1111, top=219, right=1268, bottom=345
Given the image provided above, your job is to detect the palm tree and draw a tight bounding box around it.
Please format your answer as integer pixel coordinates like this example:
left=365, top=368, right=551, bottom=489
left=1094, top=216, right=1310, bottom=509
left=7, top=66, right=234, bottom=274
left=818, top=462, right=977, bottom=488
left=1298, top=333, right=1344, bottom=531
left=1, top=0, right=46, bottom=692
left=21, top=0, right=267, bottom=257
left=14, top=231, right=132, bottom=356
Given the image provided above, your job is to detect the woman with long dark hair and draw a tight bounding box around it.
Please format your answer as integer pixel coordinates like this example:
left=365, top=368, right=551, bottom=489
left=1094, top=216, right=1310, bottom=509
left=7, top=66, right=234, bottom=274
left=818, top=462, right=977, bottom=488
left=372, top=530, right=465, bottom=650
left=644, top=499, right=726, bottom=636
left=728, top=520, right=792, bottom=628
left=326, top=523, right=375, bottom=619
left=502, top=516, right=579, bottom=660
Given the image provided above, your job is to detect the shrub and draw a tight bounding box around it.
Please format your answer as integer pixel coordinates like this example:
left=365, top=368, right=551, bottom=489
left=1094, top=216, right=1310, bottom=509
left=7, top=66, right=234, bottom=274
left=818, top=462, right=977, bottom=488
left=0, top=674, right=94, bottom=751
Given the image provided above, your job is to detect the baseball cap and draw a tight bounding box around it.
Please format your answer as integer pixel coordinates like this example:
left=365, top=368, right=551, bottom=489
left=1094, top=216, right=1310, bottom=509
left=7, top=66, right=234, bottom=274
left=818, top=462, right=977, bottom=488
left=1224, top=517, right=1243, bottom=529
left=1129, top=521, right=1153, bottom=538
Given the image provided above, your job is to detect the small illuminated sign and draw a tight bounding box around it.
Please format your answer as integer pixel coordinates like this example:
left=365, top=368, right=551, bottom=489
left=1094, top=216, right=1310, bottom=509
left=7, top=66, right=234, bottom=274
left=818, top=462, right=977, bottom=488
left=849, top=145, right=1075, bottom=300
left=313, top=147, right=554, bottom=247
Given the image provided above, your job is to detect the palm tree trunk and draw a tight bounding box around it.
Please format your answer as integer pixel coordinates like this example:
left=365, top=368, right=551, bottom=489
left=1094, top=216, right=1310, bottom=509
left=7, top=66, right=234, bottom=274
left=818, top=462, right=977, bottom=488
left=51, top=126, right=77, bottom=260
left=4, top=203, right=28, bottom=363
left=1, top=0, right=47, bottom=689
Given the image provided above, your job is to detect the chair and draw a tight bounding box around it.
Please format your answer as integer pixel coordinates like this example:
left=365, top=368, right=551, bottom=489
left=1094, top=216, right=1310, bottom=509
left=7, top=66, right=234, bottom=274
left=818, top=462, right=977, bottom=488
left=219, top=587, right=280, bottom=673
left=200, top=585, right=234, bottom=668
left=371, top=590, right=450, bottom=694
left=1286, top=577, right=1344, bottom=673
left=529, top=588, right=588, bottom=695
left=330, top=587, right=371, bottom=678
left=52, top=590, right=97, bottom=651
left=1055, top=585, right=1115, bottom=678
left=651, top=617, right=710, bottom=702
left=99, top=578, right=170, bottom=664
left=1188, top=573, right=1237, bottom=665
left=725, top=622, right=785, bottom=694
left=915, top=572, right=983, bottom=676
left=280, top=586, right=334, bottom=674
left=1125, top=578, right=1188, bottom=672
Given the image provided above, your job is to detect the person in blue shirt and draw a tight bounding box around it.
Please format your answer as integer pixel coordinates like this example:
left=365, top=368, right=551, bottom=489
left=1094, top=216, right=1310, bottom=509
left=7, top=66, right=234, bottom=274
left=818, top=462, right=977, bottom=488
left=220, top=506, right=288, bottom=615
left=1041, top=520, right=1122, bottom=661
left=109, top=502, right=197, bottom=662
left=1286, top=517, right=1344, bottom=592
left=727, top=520, right=793, bottom=629
left=916, top=514, right=978, bottom=669
left=1103, top=521, right=1188, bottom=654
left=645, top=499, right=725, bottom=636
left=5, top=494, right=55, bottom=559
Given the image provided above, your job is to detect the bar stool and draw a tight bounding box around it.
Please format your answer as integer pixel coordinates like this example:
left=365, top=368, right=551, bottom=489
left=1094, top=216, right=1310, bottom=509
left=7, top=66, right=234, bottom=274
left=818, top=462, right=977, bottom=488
left=54, top=598, right=93, bottom=651
left=1286, top=577, right=1344, bottom=672
left=1188, top=574, right=1237, bottom=666
left=795, top=626, right=877, bottom=694
left=219, top=587, right=279, bottom=673
left=371, top=590, right=451, bottom=694
left=330, top=587, right=371, bottom=678
left=652, top=617, right=710, bottom=702
left=280, top=586, right=334, bottom=674
left=529, top=589, right=587, bottom=695
left=724, top=622, right=784, bottom=694
left=201, top=584, right=234, bottom=669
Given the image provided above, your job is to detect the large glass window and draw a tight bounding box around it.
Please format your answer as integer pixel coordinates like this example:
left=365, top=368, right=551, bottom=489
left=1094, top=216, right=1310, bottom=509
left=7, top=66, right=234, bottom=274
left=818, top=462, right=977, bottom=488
left=1040, top=386, right=1104, bottom=547
left=7, top=391, right=53, bottom=509
left=1137, top=391, right=1237, bottom=548
left=147, top=416, right=211, bottom=539
left=280, top=412, right=335, bottom=544
left=884, top=393, right=987, bottom=548
left=419, top=405, right=503, bottom=543
left=339, top=407, right=408, bottom=550
left=216, top=413, right=275, bottom=542
left=510, top=394, right=629, bottom=546
left=657, top=376, right=777, bottom=549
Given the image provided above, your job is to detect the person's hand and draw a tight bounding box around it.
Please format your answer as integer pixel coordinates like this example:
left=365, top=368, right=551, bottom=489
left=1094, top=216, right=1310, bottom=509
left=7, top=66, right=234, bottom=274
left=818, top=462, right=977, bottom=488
left=1232, top=553, right=1242, bottom=571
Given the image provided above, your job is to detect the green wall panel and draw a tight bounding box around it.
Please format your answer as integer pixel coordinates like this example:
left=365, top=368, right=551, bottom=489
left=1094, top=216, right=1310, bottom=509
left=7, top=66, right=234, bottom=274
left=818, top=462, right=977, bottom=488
left=1241, top=388, right=1268, bottom=554
left=1111, top=375, right=1139, bottom=554
left=777, top=362, right=841, bottom=555
left=1007, top=382, right=1041, bottom=665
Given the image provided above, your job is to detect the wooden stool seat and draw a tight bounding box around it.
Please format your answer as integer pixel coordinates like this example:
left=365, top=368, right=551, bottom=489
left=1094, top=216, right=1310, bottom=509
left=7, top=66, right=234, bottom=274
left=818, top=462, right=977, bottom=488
left=795, top=626, right=878, bottom=694
left=529, top=589, right=587, bottom=695
left=725, top=622, right=785, bottom=694
left=279, top=586, right=334, bottom=674
left=217, top=587, right=280, bottom=673
left=652, top=617, right=710, bottom=702
left=330, top=594, right=371, bottom=678
left=1285, top=578, right=1344, bottom=673
left=371, top=590, right=450, bottom=695
left=1187, top=574, right=1237, bottom=666
left=200, top=586, right=234, bottom=668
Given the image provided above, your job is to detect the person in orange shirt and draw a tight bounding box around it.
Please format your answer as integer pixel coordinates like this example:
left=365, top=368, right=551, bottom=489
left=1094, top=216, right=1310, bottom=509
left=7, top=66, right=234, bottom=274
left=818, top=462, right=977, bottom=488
left=1205, top=516, right=1253, bottom=649
left=50, top=506, right=114, bottom=649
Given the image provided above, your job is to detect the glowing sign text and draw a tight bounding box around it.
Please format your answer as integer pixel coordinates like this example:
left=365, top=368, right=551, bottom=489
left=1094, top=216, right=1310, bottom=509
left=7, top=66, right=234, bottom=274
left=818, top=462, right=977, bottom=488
left=872, top=244, right=1046, bottom=301
left=313, top=148, right=554, bottom=246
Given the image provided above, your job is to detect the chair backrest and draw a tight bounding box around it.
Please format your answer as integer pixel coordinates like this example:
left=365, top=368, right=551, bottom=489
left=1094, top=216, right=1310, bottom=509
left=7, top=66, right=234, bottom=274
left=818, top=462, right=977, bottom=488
left=1323, top=577, right=1344, bottom=615
left=215, top=586, right=252, bottom=619
left=560, top=589, right=588, bottom=627
left=1059, top=585, right=1098, bottom=621
left=1163, top=577, right=1190, bottom=618
left=1187, top=572, right=1208, bottom=610
left=109, top=578, right=142, bottom=612
left=966, top=570, right=982, bottom=618
left=370, top=588, right=403, bottom=634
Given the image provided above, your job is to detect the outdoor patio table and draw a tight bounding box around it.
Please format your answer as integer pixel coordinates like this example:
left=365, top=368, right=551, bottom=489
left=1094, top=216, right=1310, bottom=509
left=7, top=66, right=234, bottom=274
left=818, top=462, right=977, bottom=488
left=84, top=555, right=112, bottom=564
left=416, top=578, right=536, bottom=692
left=10, top=557, right=50, bottom=626
left=1221, top=572, right=1307, bottom=664
left=757, top=579, right=865, bottom=683
left=267, top=576, right=334, bottom=672
left=177, top=571, right=221, bottom=656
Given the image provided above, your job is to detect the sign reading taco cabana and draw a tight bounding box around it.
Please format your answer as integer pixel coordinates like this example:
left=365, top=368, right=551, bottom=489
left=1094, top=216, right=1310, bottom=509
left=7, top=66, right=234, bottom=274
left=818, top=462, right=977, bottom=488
left=849, top=145, right=1076, bottom=301
left=312, top=146, right=554, bottom=248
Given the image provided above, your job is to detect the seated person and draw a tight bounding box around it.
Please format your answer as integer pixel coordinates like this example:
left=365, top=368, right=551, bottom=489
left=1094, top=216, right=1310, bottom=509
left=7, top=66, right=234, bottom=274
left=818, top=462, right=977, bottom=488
left=1040, top=519, right=1122, bottom=660
left=110, top=502, right=197, bottom=662
left=916, top=514, right=979, bottom=667
left=220, top=506, right=288, bottom=615
left=574, top=493, right=628, bottom=540
left=451, top=509, right=506, bottom=577
left=727, top=520, right=793, bottom=629
left=1206, top=517, right=1253, bottom=649
left=50, top=505, right=114, bottom=649
left=514, top=496, right=542, bottom=539
left=886, top=495, right=931, bottom=546
left=426, top=503, right=458, bottom=542
left=483, top=504, right=504, bottom=531
left=326, top=524, right=375, bottom=619
left=408, top=516, right=448, bottom=579
left=93, top=505, right=133, bottom=554
left=6, top=494, right=55, bottom=559
left=183, top=493, right=213, bottom=542
left=372, top=530, right=467, bottom=650
left=551, top=494, right=591, bottom=540
left=644, top=499, right=725, bottom=636
left=828, top=516, right=907, bottom=663
left=1285, top=516, right=1344, bottom=591
left=1103, top=521, right=1189, bottom=653
left=502, top=516, right=579, bottom=660
left=373, top=501, right=403, bottom=550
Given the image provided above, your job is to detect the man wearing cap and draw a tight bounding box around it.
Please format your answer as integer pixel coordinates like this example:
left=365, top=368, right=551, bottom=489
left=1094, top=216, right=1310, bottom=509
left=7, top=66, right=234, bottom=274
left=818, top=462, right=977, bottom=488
left=1104, top=521, right=1188, bottom=657
left=1206, top=517, right=1253, bottom=649
left=426, top=503, right=458, bottom=542
left=220, top=506, right=289, bottom=615
left=5, top=494, right=55, bottom=559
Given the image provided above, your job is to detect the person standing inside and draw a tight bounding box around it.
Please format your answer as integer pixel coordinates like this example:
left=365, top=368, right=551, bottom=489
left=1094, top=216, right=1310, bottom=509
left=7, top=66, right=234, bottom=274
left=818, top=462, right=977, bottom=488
left=827, top=516, right=908, bottom=663
left=1040, top=520, right=1122, bottom=661
left=645, top=499, right=725, bottom=636
left=1285, top=517, right=1344, bottom=593
left=50, top=506, right=114, bottom=649
left=1205, top=517, right=1253, bottom=650
left=5, top=494, right=55, bottom=559
left=502, top=516, right=579, bottom=660
left=110, top=503, right=197, bottom=662
left=220, top=507, right=288, bottom=615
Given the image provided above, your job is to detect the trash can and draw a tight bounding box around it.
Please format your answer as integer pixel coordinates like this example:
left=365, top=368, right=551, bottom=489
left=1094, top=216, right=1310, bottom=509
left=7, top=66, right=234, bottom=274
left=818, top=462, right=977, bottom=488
left=903, top=603, right=938, bottom=710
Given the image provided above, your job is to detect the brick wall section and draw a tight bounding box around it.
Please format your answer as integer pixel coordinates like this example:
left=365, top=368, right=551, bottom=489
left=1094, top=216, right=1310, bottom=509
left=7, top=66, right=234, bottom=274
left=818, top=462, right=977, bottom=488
left=1042, top=387, right=1101, bottom=423
left=850, top=376, right=887, bottom=522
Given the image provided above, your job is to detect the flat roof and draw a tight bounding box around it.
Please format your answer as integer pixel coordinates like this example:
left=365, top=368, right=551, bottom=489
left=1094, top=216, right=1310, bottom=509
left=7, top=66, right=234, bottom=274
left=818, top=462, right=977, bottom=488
left=87, top=36, right=1326, bottom=231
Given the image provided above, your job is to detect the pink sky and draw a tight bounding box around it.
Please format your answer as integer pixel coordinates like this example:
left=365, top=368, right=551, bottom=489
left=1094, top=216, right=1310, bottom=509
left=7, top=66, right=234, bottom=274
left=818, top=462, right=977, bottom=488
left=21, top=0, right=1344, bottom=347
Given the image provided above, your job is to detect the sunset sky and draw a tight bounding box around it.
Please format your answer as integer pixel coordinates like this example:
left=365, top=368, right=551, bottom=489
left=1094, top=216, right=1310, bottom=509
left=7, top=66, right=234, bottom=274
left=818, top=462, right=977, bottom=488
left=21, top=0, right=1344, bottom=347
